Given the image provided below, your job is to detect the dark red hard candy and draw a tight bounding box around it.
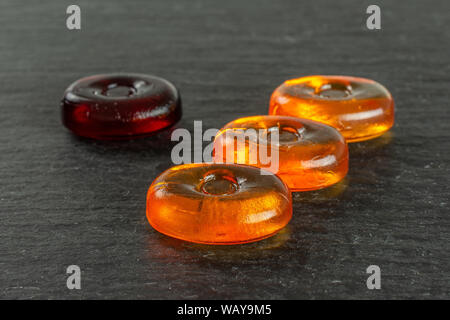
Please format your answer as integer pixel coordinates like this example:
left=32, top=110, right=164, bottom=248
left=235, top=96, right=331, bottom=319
left=61, top=74, right=182, bottom=139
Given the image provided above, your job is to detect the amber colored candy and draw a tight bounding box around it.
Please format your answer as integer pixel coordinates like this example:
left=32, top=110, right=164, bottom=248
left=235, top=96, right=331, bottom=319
left=146, top=163, right=292, bottom=245
left=62, top=73, right=182, bottom=139
left=213, top=115, right=348, bottom=191
left=269, top=75, right=394, bottom=142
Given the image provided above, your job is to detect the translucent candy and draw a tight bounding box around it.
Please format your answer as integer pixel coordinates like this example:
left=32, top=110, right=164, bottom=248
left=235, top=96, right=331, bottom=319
left=213, top=115, right=348, bottom=191
left=269, top=75, right=394, bottom=142
left=146, top=163, right=292, bottom=244
left=62, top=73, right=181, bottom=139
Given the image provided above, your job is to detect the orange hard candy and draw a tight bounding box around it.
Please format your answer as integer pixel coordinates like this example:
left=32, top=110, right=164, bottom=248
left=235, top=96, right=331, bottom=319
left=213, top=115, right=348, bottom=191
left=146, top=163, right=292, bottom=244
left=269, top=75, right=394, bottom=142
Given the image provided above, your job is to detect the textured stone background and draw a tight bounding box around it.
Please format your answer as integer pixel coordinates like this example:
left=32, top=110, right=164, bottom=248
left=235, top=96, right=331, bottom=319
left=0, top=0, right=449, bottom=299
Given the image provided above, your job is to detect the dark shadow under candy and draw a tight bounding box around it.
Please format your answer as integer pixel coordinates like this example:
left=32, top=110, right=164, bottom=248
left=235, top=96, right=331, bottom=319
left=61, top=73, right=182, bottom=140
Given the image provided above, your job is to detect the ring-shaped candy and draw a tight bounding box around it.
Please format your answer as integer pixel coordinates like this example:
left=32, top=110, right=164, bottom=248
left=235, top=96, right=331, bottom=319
left=62, top=73, right=182, bottom=139
left=146, top=163, right=292, bottom=245
left=269, top=75, right=394, bottom=142
left=213, top=115, right=348, bottom=191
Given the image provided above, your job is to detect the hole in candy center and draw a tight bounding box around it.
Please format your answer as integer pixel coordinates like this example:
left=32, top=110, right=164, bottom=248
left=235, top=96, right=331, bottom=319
left=265, top=125, right=301, bottom=143
left=103, top=83, right=137, bottom=97
left=199, top=170, right=239, bottom=195
left=316, top=83, right=352, bottom=99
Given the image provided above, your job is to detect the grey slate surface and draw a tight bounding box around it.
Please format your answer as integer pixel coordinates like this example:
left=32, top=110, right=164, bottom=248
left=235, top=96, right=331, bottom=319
left=0, top=0, right=449, bottom=299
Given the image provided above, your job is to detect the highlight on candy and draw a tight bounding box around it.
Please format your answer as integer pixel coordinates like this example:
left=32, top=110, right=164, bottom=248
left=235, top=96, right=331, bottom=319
left=170, top=120, right=280, bottom=175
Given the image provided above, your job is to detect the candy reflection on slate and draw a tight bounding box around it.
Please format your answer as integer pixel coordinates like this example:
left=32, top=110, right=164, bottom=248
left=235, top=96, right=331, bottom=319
left=213, top=115, right=348, bottom=191
left=269, top=75, right=394, bottom=142
left=146, top=163, right=292, bottom=245
left=61, top=73, right=182, bottom=139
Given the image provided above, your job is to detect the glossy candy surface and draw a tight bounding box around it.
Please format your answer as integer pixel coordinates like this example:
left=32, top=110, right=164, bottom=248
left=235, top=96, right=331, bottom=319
left=213, top=115, right=348, bottom=191
left=62, top=73, right=181, bottom=139
left=146, top=163, right=292, bottom=244
left=269, top=75, right=394, bottom=142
